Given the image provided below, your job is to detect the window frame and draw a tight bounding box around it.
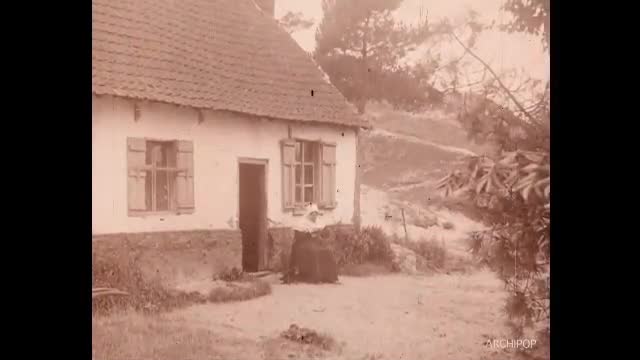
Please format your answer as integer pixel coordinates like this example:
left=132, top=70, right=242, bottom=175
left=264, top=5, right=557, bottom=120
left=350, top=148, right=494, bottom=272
left=292, top=139, right=320, bottom=207
left=127, top=137, right=189, bottom=217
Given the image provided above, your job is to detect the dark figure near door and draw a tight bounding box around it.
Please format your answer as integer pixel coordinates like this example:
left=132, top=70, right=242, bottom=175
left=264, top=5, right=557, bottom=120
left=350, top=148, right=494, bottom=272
left=284, top=230, right=338, bottom=284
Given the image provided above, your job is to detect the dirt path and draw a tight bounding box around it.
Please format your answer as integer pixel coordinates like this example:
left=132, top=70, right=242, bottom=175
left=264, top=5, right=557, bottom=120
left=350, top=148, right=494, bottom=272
left=164, top=271, right=513, bottom=360
left=368, top=128, right=478, bottom=157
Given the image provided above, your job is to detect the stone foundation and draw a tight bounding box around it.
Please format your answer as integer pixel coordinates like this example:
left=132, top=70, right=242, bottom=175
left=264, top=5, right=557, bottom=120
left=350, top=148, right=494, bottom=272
left=92, top=229, right=242, bottom=286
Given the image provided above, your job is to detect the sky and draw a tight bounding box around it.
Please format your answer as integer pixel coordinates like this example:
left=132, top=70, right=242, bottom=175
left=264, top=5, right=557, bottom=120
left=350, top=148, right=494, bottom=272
left=274, top=0, right=549, bottom=84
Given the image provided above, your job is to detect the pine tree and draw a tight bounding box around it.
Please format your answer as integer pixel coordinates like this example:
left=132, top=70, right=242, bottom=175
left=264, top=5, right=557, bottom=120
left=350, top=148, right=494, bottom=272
left=314, top=0, right=436, bottom=113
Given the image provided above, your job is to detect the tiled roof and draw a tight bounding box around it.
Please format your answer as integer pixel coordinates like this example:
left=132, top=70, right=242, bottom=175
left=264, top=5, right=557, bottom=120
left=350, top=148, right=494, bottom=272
left=92, top=0, right=365, bottom=128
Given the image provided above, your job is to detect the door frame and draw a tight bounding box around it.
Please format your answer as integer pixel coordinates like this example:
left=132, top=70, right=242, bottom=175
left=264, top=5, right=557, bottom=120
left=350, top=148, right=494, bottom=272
left=237, top=157, right=269, bottom=271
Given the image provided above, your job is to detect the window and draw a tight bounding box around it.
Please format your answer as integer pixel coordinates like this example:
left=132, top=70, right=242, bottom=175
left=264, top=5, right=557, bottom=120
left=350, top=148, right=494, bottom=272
left=127, top=138, right=194, bottom=215
left=281, top=138, right=336, bottom=210
left=294, top=140, right=317, bottom=204
left=144, top=141, right=176, bottom=211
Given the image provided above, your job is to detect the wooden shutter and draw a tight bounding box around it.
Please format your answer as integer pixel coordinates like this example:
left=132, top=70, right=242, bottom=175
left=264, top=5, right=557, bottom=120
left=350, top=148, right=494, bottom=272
left=175, top=140, right=195, bottom=213
left=127, top=138, right=147, bottom=212
left=281, top=139, right=296, bottom=210
left=319, top=142, right=337, bottom=209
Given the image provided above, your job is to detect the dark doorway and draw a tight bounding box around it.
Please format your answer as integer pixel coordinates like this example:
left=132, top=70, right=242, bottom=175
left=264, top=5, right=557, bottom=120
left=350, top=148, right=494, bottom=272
left=238, top=160, right=267, bottom=272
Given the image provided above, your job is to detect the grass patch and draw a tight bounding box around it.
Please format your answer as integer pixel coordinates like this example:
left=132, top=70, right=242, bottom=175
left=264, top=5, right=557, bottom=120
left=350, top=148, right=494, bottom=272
left=281, top=324, right=338, bottom=351
left=92, top=245, right=202, bottom=315
left=208, top=280, right=272, bottom=303
left=93, top=244, right=272, bottom=315
left=339, top=262, right=394, bottom=277
left=406, top=238, right=447, bottom=270
left=401, top=237, right=477, bottom=275
left=92, top=311, right=258, bottom=360
left=93, top=311, right=218, bottom=360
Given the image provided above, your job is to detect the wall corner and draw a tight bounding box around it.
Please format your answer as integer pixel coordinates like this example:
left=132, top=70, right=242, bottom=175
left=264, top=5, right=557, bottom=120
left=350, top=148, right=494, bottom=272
left=352, top=128, right=361, bottom=232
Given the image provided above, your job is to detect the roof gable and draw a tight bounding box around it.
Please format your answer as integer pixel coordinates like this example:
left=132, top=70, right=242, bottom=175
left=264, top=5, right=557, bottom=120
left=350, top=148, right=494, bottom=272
left=92, top=0, right=365, bottom=128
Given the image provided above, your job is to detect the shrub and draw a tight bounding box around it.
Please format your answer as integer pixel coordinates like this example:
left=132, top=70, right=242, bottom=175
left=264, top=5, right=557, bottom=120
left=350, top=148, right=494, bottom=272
left=214, top=266, right=244, bottom=282
left=414, top=215, right=438, bottom=229
left=360, top=226, right=394, bottom=263
left=281, top=324, right=337, bottom=351
left=441, top=221, right=455, bottom=230
left=92, top=246, right=202, bottom=315
left=406, top=238, right=447, bottom=270
left=322, top=225, right=394, bottom=269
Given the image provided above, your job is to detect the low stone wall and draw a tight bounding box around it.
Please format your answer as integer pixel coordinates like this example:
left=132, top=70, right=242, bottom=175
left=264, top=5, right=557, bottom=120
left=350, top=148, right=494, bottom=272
left=92, top=229, right=242, bottom=286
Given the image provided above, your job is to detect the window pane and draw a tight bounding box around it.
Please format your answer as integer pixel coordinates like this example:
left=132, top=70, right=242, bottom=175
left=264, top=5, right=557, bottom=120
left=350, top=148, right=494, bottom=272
left=144, top=170, right=153, bottom=210
left=146, top=142, right=174, bottom=167
left=145, top=142, right=153, bottom=165
left=158, top=144, right=169, bottom=167
left=156, top=170, right=170, bottom=211
left=304, top=142, right=315, bottom=162
left=295, top=165, right=302, bottom=185
left=166, top=143, right=177, bottom=167
left=304, top=187, right=314, bottom=203
left=295, top=186, right=302, bottom=203
left=168, top=172, right=177, bottom=209
left=295, top=142, right=301, bottom=162
left=304, top=165, right=313, bottom=185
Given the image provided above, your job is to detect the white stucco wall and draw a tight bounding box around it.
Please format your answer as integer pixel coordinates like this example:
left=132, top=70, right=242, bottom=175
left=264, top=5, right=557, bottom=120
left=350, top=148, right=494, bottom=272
left=92, top=95, right=357, bottom=235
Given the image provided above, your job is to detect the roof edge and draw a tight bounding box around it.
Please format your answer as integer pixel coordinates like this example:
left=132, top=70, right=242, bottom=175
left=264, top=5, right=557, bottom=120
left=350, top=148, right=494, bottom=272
left=93, top=93, right=369, bottom=130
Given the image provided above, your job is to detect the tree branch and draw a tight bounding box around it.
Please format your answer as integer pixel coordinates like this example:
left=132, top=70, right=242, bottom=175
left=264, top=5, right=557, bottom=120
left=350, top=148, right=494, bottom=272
left=449, top=31, right=542, bottom=128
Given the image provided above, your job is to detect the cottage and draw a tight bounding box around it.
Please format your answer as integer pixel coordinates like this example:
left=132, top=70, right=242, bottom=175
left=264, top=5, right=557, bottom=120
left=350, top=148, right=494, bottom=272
left=92, top=0, right=367, bottom=273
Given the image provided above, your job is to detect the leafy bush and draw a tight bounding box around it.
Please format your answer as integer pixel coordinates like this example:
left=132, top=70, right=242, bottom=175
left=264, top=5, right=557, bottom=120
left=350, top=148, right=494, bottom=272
left=438, top=149, right=550, bottom=335
left=360, top=226, right=394, bottom=263
left=406, top=238, right=447, bottom=270
left=322, top=225, right=395, bottom=269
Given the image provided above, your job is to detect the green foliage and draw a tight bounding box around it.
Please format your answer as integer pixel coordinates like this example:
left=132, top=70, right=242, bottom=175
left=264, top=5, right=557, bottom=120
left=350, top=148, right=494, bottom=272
left=321, top=225, right=394, bottom=268
left=454, top=95, right=550, bottom=153
left=314, top=0, right=438, bottom=113
left=438, top=148, right=550, bottom=334
left=436, top=150, right=550, bottom=208
left=502, top=0, right=550, bottom=49
left=360, top=225, right=395, bottom=263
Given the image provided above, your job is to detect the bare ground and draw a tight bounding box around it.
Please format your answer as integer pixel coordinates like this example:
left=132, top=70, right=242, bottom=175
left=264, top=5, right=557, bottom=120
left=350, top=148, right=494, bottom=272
left=94, top=270, right=521, bottom=360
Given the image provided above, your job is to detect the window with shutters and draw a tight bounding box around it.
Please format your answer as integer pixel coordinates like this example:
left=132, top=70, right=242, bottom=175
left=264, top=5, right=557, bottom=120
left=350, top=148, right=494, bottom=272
left=281, top=138, right=336, bottom=211
left=294, top=140, right=318, bottom=204
left=127, top=138, right=194, bottom=216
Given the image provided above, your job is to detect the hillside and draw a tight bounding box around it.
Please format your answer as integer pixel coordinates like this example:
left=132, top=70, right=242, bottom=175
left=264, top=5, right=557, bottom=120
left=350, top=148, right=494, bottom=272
left=358, top=101, right=492, bottom=249
left=360, top=101, right=493, bottom=194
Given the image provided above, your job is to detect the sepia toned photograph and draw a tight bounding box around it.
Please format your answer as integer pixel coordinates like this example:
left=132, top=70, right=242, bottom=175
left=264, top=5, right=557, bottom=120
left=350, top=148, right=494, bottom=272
left=92, top=0, right=550, bottom=359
